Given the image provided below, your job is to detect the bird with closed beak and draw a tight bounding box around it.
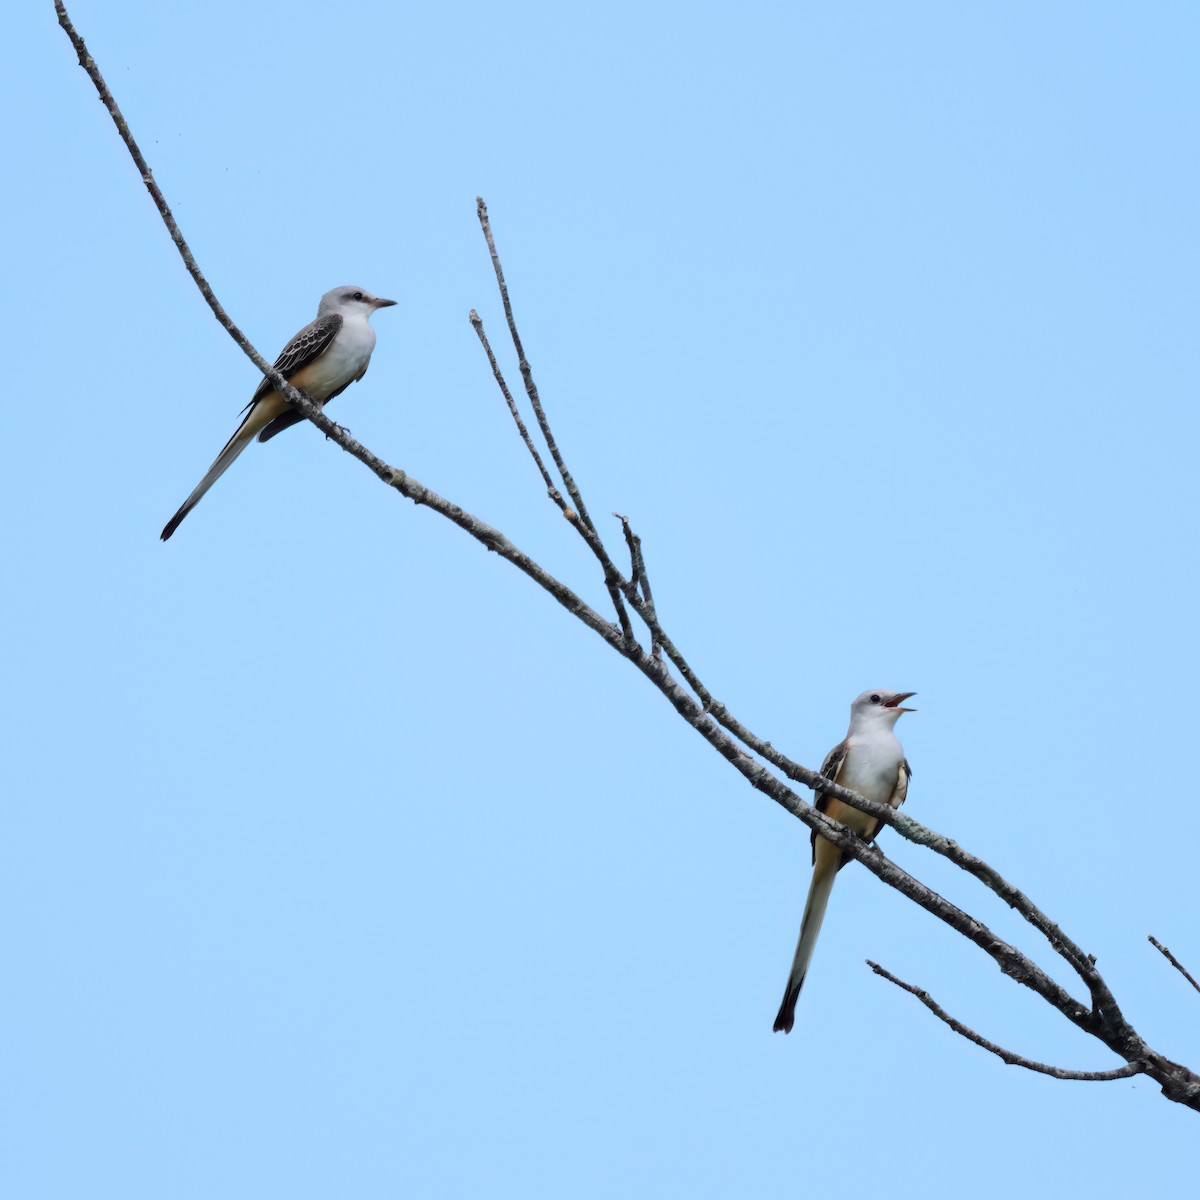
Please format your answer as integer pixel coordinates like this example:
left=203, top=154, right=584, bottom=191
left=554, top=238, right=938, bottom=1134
left=774, top=688, right=915, bottom=1033
left=161, top=285, right=396, bottom=541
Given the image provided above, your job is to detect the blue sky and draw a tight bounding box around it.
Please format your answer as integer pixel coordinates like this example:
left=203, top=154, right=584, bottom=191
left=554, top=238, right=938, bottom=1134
left=6, top=2, right=1198, bottom=1195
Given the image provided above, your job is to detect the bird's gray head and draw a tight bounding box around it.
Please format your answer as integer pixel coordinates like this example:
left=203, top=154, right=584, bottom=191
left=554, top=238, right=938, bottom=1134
left=849, top=689, right=917, bottom=727
left=317, top=286, right=398, bottom=318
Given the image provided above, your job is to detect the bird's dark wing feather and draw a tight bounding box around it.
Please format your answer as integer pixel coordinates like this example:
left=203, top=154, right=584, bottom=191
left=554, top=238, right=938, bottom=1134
left=243, top=312, right=344, bottom=412
left=811, top=740, right=847, bottom=866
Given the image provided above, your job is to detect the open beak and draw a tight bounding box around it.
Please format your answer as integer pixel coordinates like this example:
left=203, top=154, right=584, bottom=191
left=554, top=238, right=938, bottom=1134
left=373, top=297, right=397, bottom=309
left=884, top=692, right=917, bottom=712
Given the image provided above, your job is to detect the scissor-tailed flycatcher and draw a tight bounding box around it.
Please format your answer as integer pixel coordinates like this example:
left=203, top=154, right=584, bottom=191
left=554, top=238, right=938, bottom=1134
left=773, top=688, right=915, bottom=1033
left=160, top=286, right=396, bottom=541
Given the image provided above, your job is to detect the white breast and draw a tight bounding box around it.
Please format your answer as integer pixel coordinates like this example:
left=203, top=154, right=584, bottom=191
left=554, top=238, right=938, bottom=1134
left=306, top=316, right=377, bottom=400
left=840, top=731, right=904, bottom=807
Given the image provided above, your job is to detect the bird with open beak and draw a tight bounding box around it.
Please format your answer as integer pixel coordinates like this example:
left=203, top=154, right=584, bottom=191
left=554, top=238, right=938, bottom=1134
left=774, top=689, right=915, bottom=1033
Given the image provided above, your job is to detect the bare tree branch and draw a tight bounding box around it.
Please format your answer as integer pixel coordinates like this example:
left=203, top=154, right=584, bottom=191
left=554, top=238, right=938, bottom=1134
left=867, top=962, right=1147, bottom=1082
left=469, top=304, right=635, bottom=644
left=476, top=200, right=600, bottom=538
left=1149, top=937, right=1200, bottom=997
left=469, top=309, right=565, bottom=510
left=471, top=213, right=642, bottom=648
left=54, top=0, right=1200, bottom=1113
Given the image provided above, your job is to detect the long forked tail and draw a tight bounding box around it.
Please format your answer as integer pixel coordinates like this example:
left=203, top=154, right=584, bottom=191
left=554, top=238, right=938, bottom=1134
left=160, top=411, right=265, bottom=541
left=773, top=861, right=837, bottom=1034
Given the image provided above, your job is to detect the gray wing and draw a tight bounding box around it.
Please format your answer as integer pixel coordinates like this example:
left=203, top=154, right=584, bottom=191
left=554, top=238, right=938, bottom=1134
left=242, top=312, right=344, bottom=411
left=810, top=740, right=847, bottom=866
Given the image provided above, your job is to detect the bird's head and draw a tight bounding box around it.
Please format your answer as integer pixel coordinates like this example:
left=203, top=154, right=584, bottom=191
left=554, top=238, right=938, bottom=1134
left=850, top=689, right=917, bottom=727
left=319, top=286, right=398, bottom=318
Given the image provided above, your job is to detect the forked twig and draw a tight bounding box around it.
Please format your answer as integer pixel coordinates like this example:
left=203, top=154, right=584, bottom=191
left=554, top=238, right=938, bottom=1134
left=867, top=962, right=1146, bottom=1082
left=615, top=513, right=662, bottom=658
left=472, top=207, right=636, bottom=643
left=476, top=199, right=600, bottom=537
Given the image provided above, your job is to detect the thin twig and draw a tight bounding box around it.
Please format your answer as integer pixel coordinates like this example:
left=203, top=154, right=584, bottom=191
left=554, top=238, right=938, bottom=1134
left=472, top=204, right=750, bottom=703
left=469, top=309, right=564, bottom=509
left=468, top=307, right=638, bottom=648
left=470, top=308, right=634, bottom=643
left=608, top=536, right=728, bottom=712
left=476, top=198, right=599, bottom=537
left=609, top=586, right=635, bottom=646
left=867, top=962, right=1147, bottom=1082
left=615, top=513, right=662, bottom=658
left=617, top=517, right=641, bottom=590
left=1150, top=937, right=1200, bottom=996
left=473, top=202, right=639, bottom=643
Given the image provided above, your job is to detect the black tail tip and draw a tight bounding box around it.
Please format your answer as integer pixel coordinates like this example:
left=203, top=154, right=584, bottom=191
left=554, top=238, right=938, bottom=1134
left=773, top=984, right=801, bottom=1034
left=160, top=506, right=189, bottom=541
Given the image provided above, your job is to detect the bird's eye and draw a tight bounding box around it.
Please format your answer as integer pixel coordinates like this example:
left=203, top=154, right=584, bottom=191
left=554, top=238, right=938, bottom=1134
left=870, top=693, right=881, bottom=704
left=353, top=291, right=364, bottom=301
